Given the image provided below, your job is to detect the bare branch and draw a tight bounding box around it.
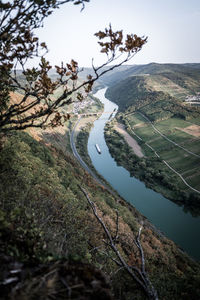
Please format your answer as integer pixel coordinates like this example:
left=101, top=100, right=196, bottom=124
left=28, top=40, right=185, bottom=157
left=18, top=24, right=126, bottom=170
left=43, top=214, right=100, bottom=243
left=0, top=11, right=147, bottom=133
left=79, top=186, right=158, bottom=300
left=113, top=209, right=119, bottom=242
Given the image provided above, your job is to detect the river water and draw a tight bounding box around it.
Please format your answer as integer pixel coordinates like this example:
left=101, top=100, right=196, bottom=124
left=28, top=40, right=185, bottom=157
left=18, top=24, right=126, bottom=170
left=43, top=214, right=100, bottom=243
left=87, top=88, right=200, bottom=261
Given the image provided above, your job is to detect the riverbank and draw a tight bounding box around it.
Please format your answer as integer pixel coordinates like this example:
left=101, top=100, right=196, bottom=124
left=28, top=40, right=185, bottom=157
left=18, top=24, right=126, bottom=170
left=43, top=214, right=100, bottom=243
left=73, top=119, right=175, bottom=242
left=87, top=88, right=200, bottom=261
left=74, top=117, right=120, bottom=194
left=114, top=123, right=144, bottom=158
left=105, top=120, right=200, bottom=216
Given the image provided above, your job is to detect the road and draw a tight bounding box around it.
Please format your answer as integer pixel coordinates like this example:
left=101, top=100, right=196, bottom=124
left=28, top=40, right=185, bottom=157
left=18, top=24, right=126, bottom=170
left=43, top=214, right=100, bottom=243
left=70, top=117, right=118, bottom=198
left=71, top=112, right=200, bottom=195
left=138, top=112, right=200, bottom=159
left=124, top=114, right=200, bottom=194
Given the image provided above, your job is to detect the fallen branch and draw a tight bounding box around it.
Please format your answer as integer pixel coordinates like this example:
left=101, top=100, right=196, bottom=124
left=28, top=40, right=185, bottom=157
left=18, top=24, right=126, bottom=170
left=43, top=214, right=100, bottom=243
left=79, top=185, right=158, bottom=300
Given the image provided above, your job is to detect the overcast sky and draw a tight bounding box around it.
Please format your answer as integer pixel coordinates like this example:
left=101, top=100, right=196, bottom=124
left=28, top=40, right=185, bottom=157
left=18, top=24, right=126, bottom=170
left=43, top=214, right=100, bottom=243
left=33, top=0, right=200, bottom=68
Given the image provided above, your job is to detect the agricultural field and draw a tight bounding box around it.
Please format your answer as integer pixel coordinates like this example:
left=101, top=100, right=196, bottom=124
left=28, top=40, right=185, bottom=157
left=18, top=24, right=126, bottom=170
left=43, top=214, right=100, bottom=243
left=146, top=74, right=190, bottom=100
left=105, top=63, right=200, bottom=212
left=125, top=113, right=200, bottom=192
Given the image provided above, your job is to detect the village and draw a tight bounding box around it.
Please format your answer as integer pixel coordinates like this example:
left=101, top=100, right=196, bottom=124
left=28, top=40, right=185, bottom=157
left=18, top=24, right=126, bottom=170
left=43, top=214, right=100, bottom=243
left=185, top=92, right=200, bottom=104
left=73, top=95, right=95, bottom=114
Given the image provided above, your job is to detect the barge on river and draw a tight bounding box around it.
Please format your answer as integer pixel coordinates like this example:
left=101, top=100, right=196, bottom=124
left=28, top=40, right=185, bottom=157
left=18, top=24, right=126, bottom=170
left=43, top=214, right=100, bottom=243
left=95, top=144, right=101, bottom=154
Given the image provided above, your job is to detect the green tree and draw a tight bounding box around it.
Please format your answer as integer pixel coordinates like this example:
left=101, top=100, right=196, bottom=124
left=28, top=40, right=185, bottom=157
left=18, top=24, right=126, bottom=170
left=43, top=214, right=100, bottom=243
left=0, top=0, right=147, bottom=132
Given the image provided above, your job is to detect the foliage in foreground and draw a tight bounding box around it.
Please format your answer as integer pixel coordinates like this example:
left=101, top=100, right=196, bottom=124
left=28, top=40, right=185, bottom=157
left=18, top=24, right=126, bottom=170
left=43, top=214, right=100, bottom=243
left=0, top=0, right=147, bottom=132
left=0, top=130, right=200, bottom=299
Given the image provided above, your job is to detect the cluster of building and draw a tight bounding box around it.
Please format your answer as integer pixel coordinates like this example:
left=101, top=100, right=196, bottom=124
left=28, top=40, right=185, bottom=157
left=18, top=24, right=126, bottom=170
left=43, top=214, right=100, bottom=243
left=73, top=96, right=94, bottom=114
left=185, top=93, right=200, bottom=104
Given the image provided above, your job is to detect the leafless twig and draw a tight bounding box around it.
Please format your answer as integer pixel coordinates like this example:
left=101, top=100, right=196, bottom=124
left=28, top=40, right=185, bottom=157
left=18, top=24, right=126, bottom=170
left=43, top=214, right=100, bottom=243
left=79, top=186, right=158, bottom=300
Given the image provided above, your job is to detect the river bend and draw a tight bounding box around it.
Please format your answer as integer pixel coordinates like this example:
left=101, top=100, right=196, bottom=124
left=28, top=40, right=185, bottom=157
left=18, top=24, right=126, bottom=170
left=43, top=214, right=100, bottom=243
left=87, top=88, right=200, bottom=261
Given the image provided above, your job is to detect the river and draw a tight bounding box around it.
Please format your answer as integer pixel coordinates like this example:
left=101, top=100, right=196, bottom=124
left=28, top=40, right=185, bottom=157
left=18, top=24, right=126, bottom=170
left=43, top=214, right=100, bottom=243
left=87, top=88, right=200, bottom=261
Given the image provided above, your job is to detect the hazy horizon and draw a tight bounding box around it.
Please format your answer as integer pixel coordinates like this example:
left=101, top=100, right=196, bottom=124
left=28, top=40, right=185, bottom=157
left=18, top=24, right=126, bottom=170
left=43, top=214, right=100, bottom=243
left=27, top=0, right=200, bottom=68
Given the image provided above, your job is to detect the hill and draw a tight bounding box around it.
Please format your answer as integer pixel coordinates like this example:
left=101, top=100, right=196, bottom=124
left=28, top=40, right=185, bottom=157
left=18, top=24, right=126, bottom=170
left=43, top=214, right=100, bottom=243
left=104, top=63, right=200, bottom=214
left=1, top=89, right=200, bottom=299
left=106, top=74, right=200, bottom=121
left=103, top=62, right=200, bottom=90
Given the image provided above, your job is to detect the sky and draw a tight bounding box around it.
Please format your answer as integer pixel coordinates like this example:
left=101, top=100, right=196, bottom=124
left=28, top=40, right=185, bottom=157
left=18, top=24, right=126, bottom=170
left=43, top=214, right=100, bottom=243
left=32, top=0, right=200, bottom=68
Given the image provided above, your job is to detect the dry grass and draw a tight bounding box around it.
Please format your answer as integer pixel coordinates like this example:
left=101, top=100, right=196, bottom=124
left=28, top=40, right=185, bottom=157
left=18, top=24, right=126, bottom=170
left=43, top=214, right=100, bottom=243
left=115, top=123, right=144, bottom=158
left=176, top=125, right=200, bottom=137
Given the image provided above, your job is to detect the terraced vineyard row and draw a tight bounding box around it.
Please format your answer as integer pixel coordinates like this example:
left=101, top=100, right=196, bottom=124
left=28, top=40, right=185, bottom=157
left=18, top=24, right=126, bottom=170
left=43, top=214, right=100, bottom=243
left=125, top=113, right=200, bottom=192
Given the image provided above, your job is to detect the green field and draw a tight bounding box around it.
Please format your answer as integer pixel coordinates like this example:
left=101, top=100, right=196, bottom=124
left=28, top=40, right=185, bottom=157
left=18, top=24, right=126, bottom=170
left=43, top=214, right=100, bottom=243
left=126, top=112, right=146, bottom=126
left=125, top=113, right=200, bottom=191
left=104, top=62, right=200, bottom=213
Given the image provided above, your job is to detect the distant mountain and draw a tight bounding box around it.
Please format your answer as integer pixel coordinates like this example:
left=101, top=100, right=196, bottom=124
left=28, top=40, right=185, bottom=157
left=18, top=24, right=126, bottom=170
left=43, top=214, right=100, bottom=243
left=101, top=62, right=200, bottom=87
left=76, top=65, right=134, bottom=88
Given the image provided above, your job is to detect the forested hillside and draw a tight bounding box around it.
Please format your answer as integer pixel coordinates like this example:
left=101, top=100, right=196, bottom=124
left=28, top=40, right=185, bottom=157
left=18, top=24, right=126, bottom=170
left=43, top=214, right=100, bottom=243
left=106, top=75, right=200, bottom=122
left=1, top=0, right=200, bottom=298
left=1, top=89, right=200, bottom=299
left=104, top=63, right=200, bottom=215
left=105, top=63, right=200, bottom=117
left=103, top=63, right=200, bottom=90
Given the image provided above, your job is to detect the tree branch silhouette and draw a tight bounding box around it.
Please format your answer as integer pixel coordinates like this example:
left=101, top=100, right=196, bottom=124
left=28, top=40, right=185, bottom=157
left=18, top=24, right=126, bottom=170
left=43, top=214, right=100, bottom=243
left=0, top=2, right=147, bottom=132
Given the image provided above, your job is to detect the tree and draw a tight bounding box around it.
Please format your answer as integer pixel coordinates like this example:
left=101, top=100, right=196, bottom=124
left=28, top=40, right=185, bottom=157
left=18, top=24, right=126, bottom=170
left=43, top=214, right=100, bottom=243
left=0, top=0, right=147, bottom=132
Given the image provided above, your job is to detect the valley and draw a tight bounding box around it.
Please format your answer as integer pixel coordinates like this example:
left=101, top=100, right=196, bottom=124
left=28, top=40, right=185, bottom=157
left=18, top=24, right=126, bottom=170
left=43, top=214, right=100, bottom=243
left=104, top=63, right=200, bottom=215
left=1, top=63, right=200, bottom=299
left=2, top=1, right=200, bottom=298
